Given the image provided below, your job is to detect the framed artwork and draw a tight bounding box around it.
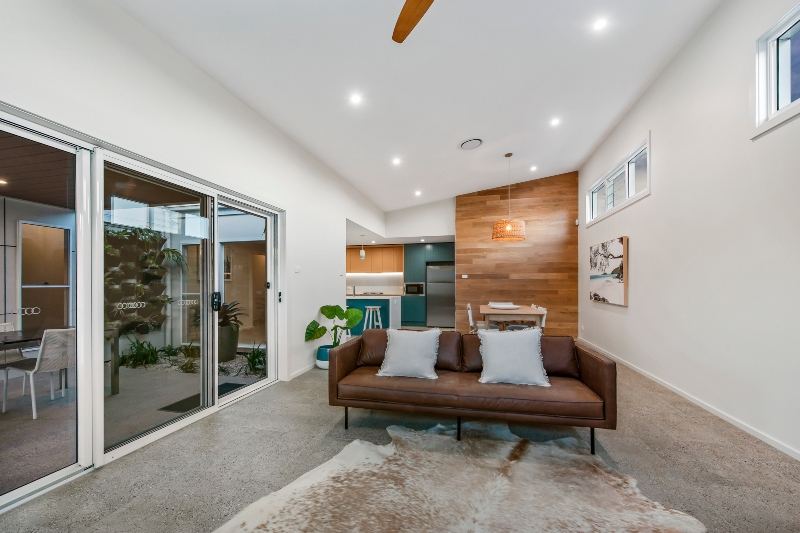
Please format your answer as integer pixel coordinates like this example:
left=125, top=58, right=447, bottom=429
left=589, top=236, right=628, bottom=306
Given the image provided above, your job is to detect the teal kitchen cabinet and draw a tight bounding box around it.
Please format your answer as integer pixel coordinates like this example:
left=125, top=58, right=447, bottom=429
left=403, top=244, right=427, bottom=282
left=401, top=296, right=426, bottom=326
left=426, top=242, right=454, bottom=262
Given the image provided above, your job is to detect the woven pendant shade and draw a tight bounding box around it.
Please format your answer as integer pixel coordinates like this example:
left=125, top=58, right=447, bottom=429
left=492, top=153, right=526, bottom=242
left=492, top=218, right=526, bottom=241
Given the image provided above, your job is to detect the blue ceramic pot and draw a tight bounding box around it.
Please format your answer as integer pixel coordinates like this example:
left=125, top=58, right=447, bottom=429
left=316, top=344, right=333, bottom=369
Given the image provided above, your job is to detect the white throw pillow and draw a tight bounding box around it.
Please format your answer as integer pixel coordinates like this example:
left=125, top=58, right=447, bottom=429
left=477, top=328, right=550, bottom=386
left=377, top=328, right=441, bottom=379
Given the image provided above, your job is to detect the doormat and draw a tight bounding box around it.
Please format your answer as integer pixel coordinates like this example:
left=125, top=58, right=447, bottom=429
left=159, top=383, right=246, bottom=413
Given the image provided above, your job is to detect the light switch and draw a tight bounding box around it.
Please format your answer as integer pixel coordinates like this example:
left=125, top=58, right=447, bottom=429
left=294, top=265, right=301, bottom=274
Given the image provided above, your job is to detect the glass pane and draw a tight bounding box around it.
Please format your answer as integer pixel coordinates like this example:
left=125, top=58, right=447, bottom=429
left=629, top=149, right=649, bottom=195
left=103, top=163, right=208, bottom=450
left=591, top=186, right=607, bottom=219
left=217, top=204, right=270, bottom=395
left=21, top=224, right=69, bottom=285
left=0, top=129, right=78, bottom=496
left=778, top=20, right=800, bottom=109
left=608, top=170, right=626, bottom=210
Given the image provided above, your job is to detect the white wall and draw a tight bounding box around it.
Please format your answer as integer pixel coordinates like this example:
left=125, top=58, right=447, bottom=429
left=0, top=0, right=386, bottom=378
left=385, top=198, right=455, bottom=239
left=579, top=0, right=800, bottom=458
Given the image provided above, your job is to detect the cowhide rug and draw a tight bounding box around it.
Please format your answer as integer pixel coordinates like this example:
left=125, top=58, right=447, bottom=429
left=216, top=423, right=705, bottom=532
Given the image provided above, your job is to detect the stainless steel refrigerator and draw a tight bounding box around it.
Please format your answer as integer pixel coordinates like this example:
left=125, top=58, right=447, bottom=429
left=426, top=263, right=455, bottom=327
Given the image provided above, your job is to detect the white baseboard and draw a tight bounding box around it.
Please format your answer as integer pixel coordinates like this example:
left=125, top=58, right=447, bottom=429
left=287, top=362, right=315, bottom=381
left=577, top=337, right=800, bottom=462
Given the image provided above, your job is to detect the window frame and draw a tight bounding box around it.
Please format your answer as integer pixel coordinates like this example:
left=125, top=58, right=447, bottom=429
left=585, top=139, right=650, bottom=226
left=754, top=4, right=800, bottom=138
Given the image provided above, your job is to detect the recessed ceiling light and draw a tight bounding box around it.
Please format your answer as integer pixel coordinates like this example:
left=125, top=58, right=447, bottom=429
left=414, top=190, right=422, bottom=196
left=592, top=17, right=609, bottom=32
left=420, top=239, right=425, bottom=242
left=392, top=157, right=402, bottom=166
left=460, top=138, right=483, bottom=150
left=0, top=179, right=7, bottom=185
left=348, top=92, right=364, bottom=106
left=550, top=117, right=561, bottom=127
left=371, top=240, right=376, bottom=244
left=529, top=165, right=538, bottom=172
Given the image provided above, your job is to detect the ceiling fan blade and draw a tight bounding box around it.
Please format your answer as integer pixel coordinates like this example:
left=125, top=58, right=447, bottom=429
left=392, top=0, right=434, bottom=43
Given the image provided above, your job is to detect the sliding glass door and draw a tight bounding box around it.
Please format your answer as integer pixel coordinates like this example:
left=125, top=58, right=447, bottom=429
left=215, top=201, right=277, bottom=398
left=102, top=162, right=211, bottom=450
left=0, top=113, right=282, bottom=505
left=0, top=125, right=87, bottom=498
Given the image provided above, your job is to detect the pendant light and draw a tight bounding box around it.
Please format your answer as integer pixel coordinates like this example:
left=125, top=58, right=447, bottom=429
left=492, top=153, right=526, bottom=241
left=359, top=235, right=367, bottom=261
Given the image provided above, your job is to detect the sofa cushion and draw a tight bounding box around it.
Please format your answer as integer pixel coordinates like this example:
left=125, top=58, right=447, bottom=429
left=356, top=329, right=462, bottom=371
left=338, top=366, right=462, bottom=408
left=339, top=367, right=602, bottom=419
left=462, top=333, right=580, bottom=378
left=540, top=336, right=581, bottom=378
left=357, top=329, right=388, bottom=366
left=378, top=329, right=440, bottom=379
left=436, top=330, right=462, bottom=371
left=455, top=374, right=603, bottom=419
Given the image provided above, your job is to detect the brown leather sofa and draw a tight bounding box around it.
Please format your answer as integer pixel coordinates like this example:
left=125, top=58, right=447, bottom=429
left=328, top=329, right=616, bottom=453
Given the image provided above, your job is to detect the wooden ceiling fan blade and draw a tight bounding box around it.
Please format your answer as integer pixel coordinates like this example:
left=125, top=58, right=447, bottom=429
left=392, top=0, right=434, bottom=43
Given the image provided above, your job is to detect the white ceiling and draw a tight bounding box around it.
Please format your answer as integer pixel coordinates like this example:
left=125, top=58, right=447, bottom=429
left=346, top=219, right=452, bottom=246
left=114, top=0, right=719, bottom=211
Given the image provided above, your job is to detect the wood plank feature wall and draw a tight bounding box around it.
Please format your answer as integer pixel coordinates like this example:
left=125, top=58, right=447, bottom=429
left=455, top=171, right=578, bottom=337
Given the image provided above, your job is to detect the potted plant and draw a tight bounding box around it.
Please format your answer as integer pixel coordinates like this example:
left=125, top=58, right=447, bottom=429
left=218, top=300, right=245, bottom=362
left=305, top=305, right=364, bottom=369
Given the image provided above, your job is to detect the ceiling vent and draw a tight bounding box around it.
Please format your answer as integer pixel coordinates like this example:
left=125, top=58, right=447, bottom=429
left=459, top=138, right=483, bottom=150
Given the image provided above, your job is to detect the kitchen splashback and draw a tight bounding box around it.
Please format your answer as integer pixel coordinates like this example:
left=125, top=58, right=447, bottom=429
left=346, top=272, right=404, bottom=295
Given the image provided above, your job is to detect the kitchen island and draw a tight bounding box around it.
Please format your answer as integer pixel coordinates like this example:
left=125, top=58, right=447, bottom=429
left=346, top=295, right=401, bottom=334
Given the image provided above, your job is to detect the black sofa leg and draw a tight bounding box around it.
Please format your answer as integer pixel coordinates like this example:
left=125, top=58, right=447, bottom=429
left=456, top=417, right=462, bottom=441
left=344, top=406, right=349, bottom=430
left=590, top=427, right=595, bottom=455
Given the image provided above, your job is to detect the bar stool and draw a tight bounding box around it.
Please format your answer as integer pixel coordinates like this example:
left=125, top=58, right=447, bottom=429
left=364, top=306, right=383, bottom=330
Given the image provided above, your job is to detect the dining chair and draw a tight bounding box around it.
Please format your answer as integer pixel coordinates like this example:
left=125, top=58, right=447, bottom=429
left=466, top=303, right=491, bottom=333
left=2, top=328, right=76, bottom=419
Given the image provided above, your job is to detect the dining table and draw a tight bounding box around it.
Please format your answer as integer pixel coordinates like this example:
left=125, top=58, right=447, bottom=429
left=479, top=304, right=548, bottom=330
left=0, top=329, right=45, bottom=366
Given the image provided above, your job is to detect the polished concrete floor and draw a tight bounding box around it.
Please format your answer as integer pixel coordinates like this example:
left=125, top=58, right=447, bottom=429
left=2, top=365, right=799, bottom=532
left=0, top=371, right=77, bottom=496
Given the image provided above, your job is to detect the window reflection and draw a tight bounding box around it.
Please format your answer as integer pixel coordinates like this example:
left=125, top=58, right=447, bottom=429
left=103, top=163, right=208, bottom=450
left=217, top=205, right=270, bottom=395
left=0, top=129, right=78, bottom=496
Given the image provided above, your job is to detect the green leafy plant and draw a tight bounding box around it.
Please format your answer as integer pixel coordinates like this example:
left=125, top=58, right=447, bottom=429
left=120, top=338, right=160, bottom=368
left=240, top=344, right=266, bottom=376
left=179, top=358, right=198, bottom=373
left=179, top=342, right=200, bottom=359
left=305, top=305, right=363, bottom=347
left=218, top=301, right=245, bottom=328
left=104, top=225, right=186, bottom=337
left=158, top=344, right=181, bottom=365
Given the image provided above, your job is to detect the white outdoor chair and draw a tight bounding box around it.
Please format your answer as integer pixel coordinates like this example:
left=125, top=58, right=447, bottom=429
left=2, top=328, right=76, bottom=419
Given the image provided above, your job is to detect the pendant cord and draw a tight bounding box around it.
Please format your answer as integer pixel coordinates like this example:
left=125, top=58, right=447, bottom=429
left=507, top=156, right=512, bottom=219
